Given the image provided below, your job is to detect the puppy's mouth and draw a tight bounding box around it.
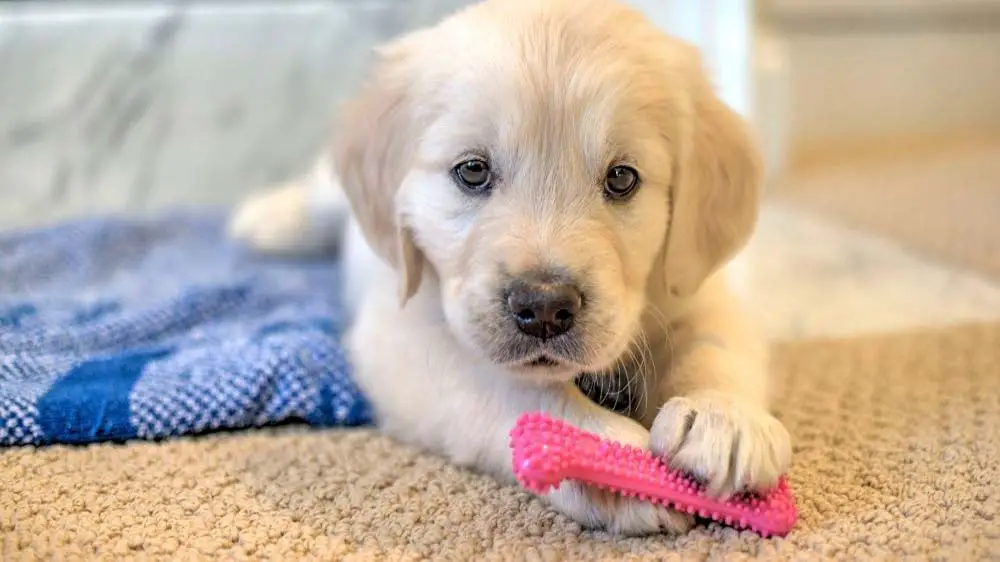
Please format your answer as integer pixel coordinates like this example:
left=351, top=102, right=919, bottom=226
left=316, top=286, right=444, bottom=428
left=526, top=355, right=560, bottom=368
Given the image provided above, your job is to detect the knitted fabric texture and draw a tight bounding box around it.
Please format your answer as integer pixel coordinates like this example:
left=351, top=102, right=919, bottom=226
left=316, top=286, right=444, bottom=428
left=0, top=213, right=371, bottom=446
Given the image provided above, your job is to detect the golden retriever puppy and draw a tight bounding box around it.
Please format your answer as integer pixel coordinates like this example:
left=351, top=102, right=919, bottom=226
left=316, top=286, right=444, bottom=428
left=230, top=0, right=791, bottom=536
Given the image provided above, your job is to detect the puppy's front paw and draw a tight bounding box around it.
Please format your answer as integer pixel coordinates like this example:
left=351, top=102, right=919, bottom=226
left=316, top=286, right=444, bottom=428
left=650, top=391, right=791, bottom=497
left=548, top=482, right=694, bottom=536
left=545, top=415, right=693, bottom=536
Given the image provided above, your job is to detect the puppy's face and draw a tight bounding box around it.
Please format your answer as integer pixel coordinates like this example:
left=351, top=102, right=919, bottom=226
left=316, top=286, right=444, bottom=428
left=406, top=57, right=673, bottom=381
left=335, top=0, right=761, bottom=382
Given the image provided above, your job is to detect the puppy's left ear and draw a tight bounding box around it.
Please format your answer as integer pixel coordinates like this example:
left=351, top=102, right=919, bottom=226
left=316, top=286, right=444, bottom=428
left=663, top=64, right=763, bottom=298
left=333, top=35, right=427, bottom=305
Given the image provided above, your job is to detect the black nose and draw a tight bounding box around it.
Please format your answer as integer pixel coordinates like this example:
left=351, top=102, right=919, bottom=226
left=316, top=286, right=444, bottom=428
left=505, top=274, right=583, bottom=340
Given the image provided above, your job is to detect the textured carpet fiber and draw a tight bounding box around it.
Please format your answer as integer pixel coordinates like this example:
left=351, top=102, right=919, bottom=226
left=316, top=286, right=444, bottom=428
left=4, top=322, right=1000, bottom=560
left=775, top=141, right=1000, bottom=283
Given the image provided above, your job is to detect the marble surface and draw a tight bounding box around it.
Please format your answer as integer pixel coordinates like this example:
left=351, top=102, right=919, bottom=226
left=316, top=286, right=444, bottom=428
left=0, top=0, right=474, bottom=229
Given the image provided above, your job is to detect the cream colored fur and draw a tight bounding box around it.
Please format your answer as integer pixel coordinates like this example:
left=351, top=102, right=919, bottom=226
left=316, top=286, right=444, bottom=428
left=229, top=0, right=790, bottom=536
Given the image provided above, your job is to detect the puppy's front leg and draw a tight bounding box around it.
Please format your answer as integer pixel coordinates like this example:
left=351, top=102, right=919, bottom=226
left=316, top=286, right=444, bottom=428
left=539, top=387, right=695, bottom=536
left=650, top=273, right=791, bottom=497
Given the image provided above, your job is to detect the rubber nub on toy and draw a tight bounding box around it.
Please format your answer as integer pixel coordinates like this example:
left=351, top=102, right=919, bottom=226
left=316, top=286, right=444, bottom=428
left=509, top=411, right=798, bottom=537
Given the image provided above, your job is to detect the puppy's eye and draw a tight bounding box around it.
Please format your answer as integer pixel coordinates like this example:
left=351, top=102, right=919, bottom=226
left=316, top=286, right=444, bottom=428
left=604, top=165, right=640, bottom=200
left=452, top=158, right=493, bottom=193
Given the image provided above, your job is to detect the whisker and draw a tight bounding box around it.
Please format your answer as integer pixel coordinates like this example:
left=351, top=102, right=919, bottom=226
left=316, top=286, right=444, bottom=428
left=599, top=346, right=618, bottom=410
left=631, top=329, right=647, bottom=416
left=644, top=303, right=674, bottom=365
left=638, top=327, right=655, bottom=418
left=620, top=343, right=639, bottom=415
left=647, top=342, right=658, bottom=416
left=640, top=303, right=675, bottom=416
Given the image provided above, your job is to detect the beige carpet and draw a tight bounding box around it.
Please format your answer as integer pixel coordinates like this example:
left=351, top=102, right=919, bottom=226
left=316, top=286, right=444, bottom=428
left=774, top=140, right=1000, bottom=283
left=4, top=323, right=999, bottom=561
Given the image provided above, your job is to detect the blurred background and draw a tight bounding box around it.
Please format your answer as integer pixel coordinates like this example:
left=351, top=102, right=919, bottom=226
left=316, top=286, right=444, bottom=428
left=1, top=0, right=999, bottom=339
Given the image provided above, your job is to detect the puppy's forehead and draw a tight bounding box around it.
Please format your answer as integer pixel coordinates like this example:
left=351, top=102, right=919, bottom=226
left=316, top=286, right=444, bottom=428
left=429, top=68, right=603, bottom=153
left=495, top=64, right=621, bottom=174
left=420, top=12, right=661, bottom=171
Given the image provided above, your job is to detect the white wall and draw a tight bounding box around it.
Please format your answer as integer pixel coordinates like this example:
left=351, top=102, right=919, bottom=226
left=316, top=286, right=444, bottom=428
left=785, top=30, right=1000, bottom=148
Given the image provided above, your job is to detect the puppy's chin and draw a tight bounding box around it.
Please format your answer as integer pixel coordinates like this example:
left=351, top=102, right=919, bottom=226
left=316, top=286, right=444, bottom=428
left=505, top=355, right=584, bottom=383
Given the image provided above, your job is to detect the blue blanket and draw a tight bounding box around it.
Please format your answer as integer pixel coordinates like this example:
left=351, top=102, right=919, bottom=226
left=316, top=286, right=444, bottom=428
left=0, top=212, right=372, bottom=446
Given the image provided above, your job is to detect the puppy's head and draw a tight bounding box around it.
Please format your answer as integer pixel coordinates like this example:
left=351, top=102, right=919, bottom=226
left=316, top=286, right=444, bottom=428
left=334, top=0, right=762, bottom=381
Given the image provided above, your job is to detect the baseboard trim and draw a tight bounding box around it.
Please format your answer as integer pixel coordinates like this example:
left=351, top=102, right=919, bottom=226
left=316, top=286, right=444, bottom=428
left=764, top=1, right=1000, bottom=33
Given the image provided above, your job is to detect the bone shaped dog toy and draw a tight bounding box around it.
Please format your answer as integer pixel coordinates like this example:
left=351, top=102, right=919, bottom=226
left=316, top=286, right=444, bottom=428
left=509, top=412, right=798, bottom=537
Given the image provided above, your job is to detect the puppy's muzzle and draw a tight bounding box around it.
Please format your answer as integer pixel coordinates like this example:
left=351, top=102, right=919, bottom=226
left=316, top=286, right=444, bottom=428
left=504, top=271, right=583, bottom=340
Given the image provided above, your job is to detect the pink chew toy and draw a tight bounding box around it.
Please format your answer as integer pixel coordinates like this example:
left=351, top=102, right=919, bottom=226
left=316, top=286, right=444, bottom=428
left=509, top=412, right=798, bottom=537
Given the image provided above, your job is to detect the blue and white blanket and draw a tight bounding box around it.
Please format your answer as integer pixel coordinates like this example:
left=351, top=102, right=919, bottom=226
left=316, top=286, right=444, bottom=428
left=0, top=212, right=372, bottom=446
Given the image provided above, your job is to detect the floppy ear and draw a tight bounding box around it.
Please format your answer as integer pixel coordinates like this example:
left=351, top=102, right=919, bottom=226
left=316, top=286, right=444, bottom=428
left=662, top=66, right=764, bottom=298
left=333, top=37, right=426, bottom=305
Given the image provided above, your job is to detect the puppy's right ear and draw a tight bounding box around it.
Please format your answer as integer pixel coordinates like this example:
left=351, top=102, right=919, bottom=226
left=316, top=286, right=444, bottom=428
left=333, top=36, right=426, bottom=305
